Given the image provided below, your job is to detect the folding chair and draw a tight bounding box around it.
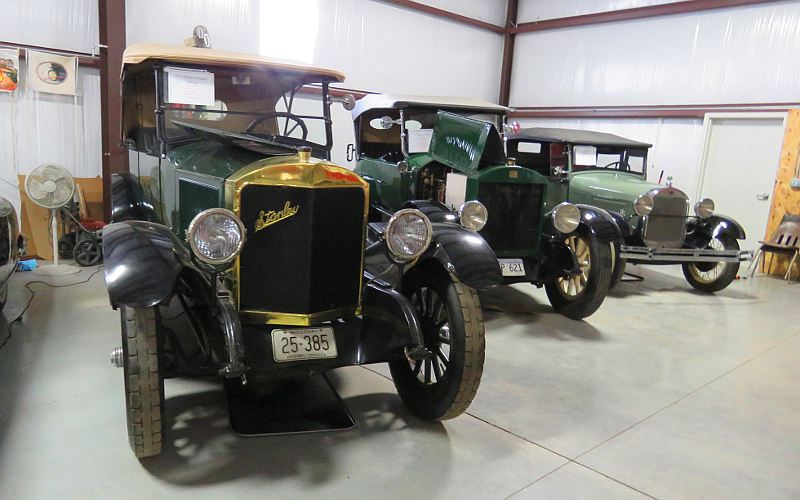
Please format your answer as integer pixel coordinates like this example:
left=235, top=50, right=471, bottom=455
left=749, top=213, right=800, bottom=280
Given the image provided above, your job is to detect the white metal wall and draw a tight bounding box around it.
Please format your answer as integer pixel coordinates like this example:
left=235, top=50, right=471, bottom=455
left=518, top=0, right=681, bottom=22
left=0, top=1, right=102, bottom=214
left=511, top=2, right=800, bottom=107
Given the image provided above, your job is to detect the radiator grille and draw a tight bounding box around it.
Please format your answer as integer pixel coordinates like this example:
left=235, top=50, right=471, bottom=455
left=237, top=185, right=365, bottom=315
left=477, top=182, right=543, bottom=252
left=643, top=191, right=688, bottom=248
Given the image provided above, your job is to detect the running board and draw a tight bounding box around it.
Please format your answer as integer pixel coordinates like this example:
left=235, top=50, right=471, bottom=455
left=223, top=373, right=355, bottom=436
left=621, top=246, right=753, bottom=263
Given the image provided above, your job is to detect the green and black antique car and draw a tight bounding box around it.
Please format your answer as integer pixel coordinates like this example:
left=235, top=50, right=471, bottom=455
left=508, top=128, right=752, bottom=292
left=351, top=95, right=621, bottom=319
left=103, top=45, right=501, bottom=458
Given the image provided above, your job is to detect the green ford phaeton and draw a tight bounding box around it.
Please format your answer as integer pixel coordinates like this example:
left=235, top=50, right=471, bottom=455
left=507, top=128, right=753, bottom=292
left=351, top=95, right=623, bottom=319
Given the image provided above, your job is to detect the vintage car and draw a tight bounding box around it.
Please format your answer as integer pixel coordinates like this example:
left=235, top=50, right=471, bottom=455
left=103, top=45, right=501, bottom=458
left=351, top=95, right=621, bottom=319
left=0, top=197, right=22, bottom=309
left=507, top=128, right=751, bottom=292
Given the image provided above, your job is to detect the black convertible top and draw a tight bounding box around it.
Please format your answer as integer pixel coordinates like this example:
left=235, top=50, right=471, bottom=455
left=510, top=127, right=652, bottom=149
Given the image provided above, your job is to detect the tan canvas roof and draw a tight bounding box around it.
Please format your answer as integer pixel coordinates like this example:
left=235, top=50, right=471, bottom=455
left=122, top=43, right=345, bottom=82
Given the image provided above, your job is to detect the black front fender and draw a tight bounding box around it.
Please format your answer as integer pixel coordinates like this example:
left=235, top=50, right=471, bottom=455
left=575, top=204, right=623, bottom=243
left=102, top=221, right=191, bottom=308
left=110, top=172, right=158, bottom=223
left=402, top=200, right=459, bottom=223
left=685, top=214, right=746, bottom=248
left=420, top=223, right=502, bottom=290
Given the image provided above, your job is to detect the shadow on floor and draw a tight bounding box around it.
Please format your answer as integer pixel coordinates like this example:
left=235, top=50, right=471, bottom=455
left=607, top=267, right=757, bottom=301
left=478, top=286, right=551, bottom=316
left=142, top=372, right=448, bottom=487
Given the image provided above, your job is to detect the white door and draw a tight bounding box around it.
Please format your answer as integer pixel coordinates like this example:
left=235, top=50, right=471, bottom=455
left=697, top=113, right=786, bottom=252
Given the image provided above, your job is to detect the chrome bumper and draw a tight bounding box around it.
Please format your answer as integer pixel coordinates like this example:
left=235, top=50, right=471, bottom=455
left=620, top=246, right=753, bottom=263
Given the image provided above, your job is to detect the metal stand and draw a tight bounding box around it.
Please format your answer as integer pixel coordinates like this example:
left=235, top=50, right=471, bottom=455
left=36, top=211, right=79, bottom=276
left=621, top=271, right=645, bottom=282
left=223, top=373, right=355, bottom=436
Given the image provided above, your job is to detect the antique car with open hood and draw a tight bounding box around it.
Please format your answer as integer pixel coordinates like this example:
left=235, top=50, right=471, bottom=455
left=103, top=44, right=501, bottom=458
left=351, top=95, right=621, bottom=320
left=507, top=127, right=752, bottom=292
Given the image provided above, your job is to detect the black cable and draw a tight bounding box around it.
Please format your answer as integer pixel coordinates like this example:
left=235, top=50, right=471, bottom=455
left=0, top=266, right=104, bottom=353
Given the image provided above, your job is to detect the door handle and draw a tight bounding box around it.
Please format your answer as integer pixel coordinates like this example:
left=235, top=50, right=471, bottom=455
left=756, top=193, right=769, bottom=201
left=346, top=144, right=355, bottom=162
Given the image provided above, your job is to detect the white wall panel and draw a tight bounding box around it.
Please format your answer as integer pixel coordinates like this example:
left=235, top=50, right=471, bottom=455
left=518, top=0, right=681, bottom=23
left=0, top=64, right=102, bottom=214
left=516, top=117, right=706, bottom=200
left=126, top=0, right=260, bottom=52
left=511, top=2, right=800, bottom=107
left=416, top=0, right=507, bottom=26
left=1, top=0, right=99, bottom=53
left=314, top=0, right=503, bottom=99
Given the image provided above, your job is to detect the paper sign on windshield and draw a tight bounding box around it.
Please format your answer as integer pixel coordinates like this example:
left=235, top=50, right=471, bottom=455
left=408, top=129, right=434, bottom=153
left=166, top=67, right=215, bottom=106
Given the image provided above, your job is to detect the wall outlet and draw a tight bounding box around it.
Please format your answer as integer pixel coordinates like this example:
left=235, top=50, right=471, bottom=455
left=791, top=177, right=800, bottom=189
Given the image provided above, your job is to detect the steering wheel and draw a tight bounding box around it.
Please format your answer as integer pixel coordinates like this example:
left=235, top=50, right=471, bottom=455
left=244, top=111, right=308, bottom=140
left=378, top=151, right=405, bottom=164
left=601, top=161, right=630, bottom=171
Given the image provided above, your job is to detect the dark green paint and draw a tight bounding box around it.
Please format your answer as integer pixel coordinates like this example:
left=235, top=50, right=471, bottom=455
left=430, top=112, right=494, bottom=174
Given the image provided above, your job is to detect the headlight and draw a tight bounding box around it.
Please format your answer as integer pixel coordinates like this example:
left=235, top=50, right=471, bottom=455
left=385, top=209, right=432, bottom=261
left=188, top=208, right=246, bottom=266
left=552, top=202, right=580, bottom=234
left=694, top=198, right=715, bottom=219
left=634, top=194, right=654, bottom=216
left=459, top=201, right=488, bottom=231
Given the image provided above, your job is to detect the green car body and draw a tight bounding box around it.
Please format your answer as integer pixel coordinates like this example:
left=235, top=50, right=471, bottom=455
left=507, top=127, right=753, bottom=292
left=351, top=96, right=621, bottom=319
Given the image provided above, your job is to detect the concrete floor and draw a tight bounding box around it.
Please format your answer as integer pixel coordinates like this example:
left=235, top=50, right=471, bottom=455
left=0, top=264, right=798, bottom=499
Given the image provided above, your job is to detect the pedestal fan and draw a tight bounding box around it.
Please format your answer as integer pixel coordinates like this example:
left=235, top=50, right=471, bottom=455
left=25, top=164, right=80, bottom=276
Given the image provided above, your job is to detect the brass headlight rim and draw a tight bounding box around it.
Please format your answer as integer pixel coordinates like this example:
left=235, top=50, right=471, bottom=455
left=187, top=207, right=247, bottom=266
left=459, top=200, right=488, bottom=232
left=385, top=208, right=433, bottom=262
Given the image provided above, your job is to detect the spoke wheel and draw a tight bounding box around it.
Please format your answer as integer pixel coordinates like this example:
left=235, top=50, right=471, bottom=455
left=389, top=267, right=485, bottom=421
left=682, top=234, right=740, bottom=292
left=545, top=230, right=612, bottom=320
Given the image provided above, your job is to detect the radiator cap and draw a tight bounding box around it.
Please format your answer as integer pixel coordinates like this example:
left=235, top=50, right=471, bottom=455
left=298, top=146, right=311, bottom=163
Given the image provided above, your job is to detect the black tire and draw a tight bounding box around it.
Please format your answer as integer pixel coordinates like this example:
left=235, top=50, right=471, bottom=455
left=682, top=234, right=740, bottom=292
left=609, top=241, right=626, bottom=290
left=121, top=307, right=164, bottom=458
left=545, top=230, right=612, bottom=320
left=73, top=239, right=102, bottom=267
left=389, top=267, right=485, bottom=421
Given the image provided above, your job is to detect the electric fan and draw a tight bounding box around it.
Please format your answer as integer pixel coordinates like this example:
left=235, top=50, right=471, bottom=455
left=25, top=164, right=80, bottom=275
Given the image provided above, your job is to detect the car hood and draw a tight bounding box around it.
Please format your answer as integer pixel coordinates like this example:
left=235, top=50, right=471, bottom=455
left=570, top=171, right=660, bottom=214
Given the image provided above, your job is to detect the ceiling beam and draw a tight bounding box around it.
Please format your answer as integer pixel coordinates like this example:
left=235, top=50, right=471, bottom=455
left=512, top=0, right=784, bottom=34
left=509, top=102, right=798, bottom=119
left=498, top=0, right=519, bottom=106
left=0, top=40, right=100, bottom=68
left=373, top=0, right=505, bottom=33
left=99, top=0, right=128, bottom=221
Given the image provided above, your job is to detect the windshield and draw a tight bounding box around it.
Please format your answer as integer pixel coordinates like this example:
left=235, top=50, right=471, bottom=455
left=571, top=145, right=647, bottom=175
left=160, top=65, right=332, bottom=152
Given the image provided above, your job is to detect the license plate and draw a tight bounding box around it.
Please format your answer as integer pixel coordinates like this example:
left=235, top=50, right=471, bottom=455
left=271, top=327, right=337, bottom=362
left=499, top=258, right=526, bottom=277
